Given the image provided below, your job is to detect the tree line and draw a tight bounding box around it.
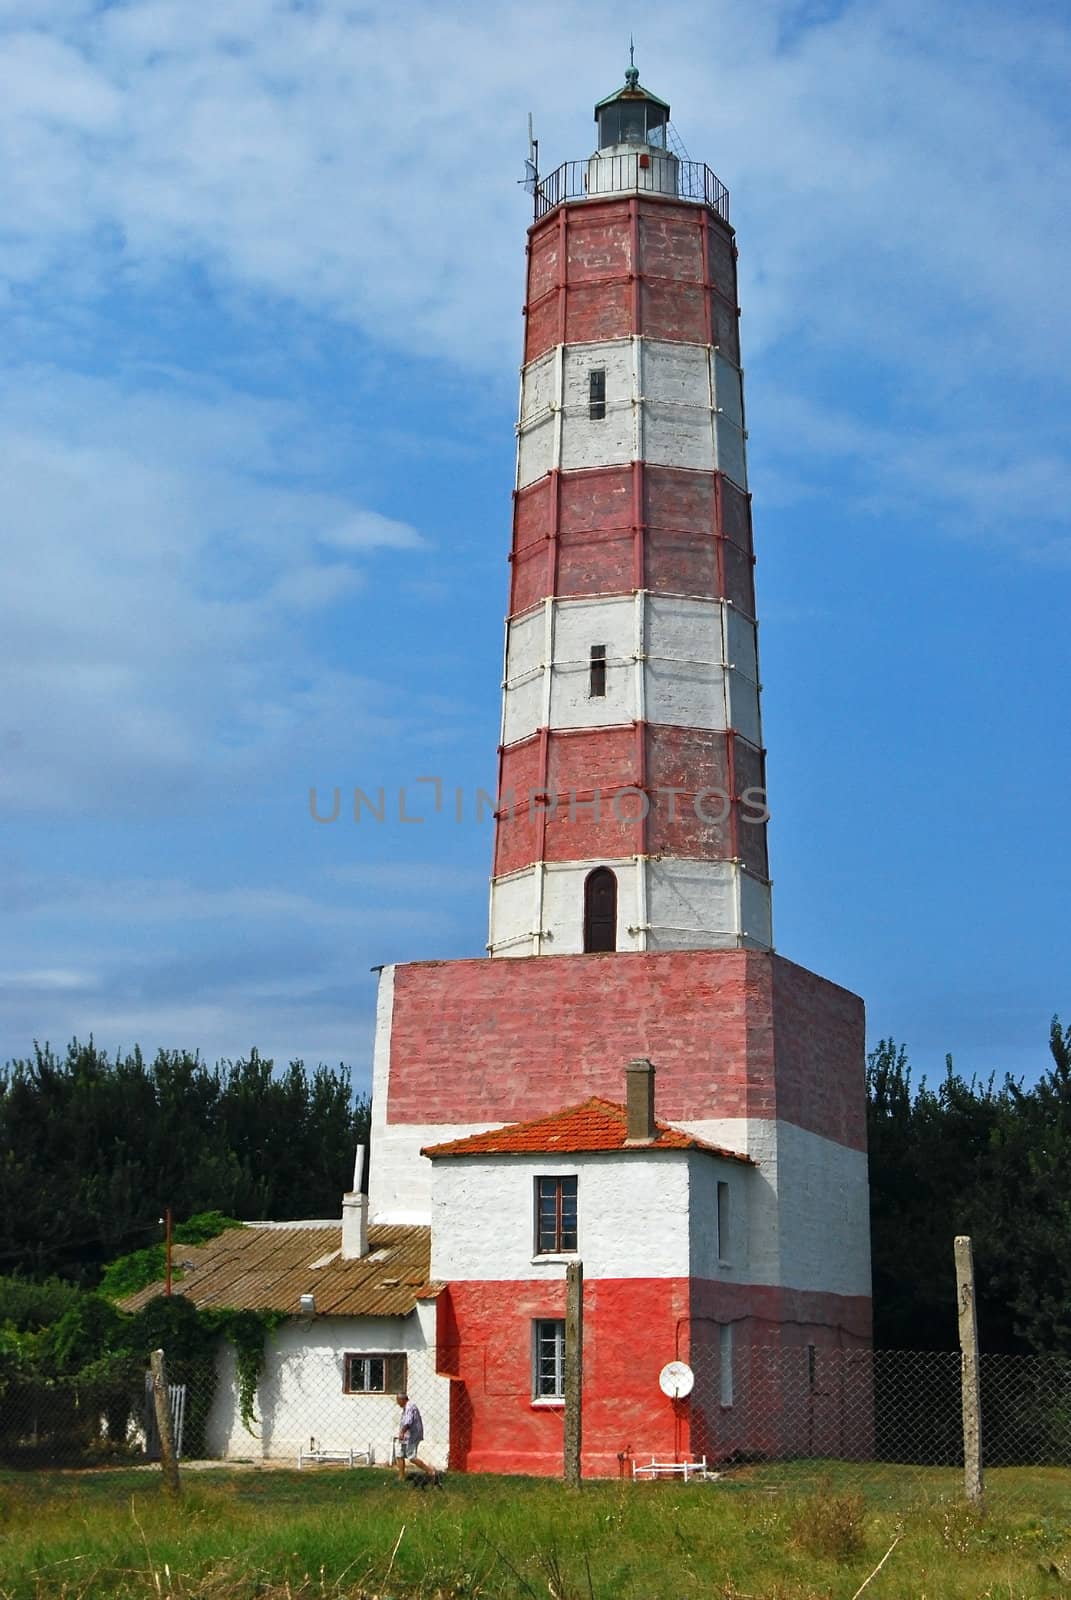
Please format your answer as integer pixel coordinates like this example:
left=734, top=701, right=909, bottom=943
left=0, top=1040, right=370, bottom=1285
left=1, top=1023, right=1070, bottom=1353
left=867, top=1017, right=1071, bottom=1354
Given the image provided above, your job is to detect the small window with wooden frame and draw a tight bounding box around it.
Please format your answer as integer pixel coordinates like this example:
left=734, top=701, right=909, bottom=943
left=343, top=1352, right=407, bottom=1395
left=583, top=865, right=617, bottom=953
left=588, top=368, right=606, bottom=420
left=535, top=1175, right=578, bottom=1254
left=589, top=644, right=607, bottom=698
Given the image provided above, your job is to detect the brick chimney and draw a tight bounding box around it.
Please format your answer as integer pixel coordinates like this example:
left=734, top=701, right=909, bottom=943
left=624, top=1058, right=657, bottom=1144
left=341, top=1144, right=369, bottom=1260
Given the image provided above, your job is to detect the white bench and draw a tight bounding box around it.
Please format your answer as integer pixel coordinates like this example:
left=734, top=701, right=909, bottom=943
left=297, top=1443, right=373, bottom=1469
left=632, top=1455, right=708, bottom=1482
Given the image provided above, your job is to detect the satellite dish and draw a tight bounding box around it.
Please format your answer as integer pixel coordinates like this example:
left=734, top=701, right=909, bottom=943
left=658, top=1360, right=694, bottom=1399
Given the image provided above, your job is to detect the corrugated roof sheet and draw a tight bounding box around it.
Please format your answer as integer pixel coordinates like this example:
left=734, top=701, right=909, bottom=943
left=421, top=1097, right=753, bottom=1162
left=120, top=1222, right=433, bottom=1318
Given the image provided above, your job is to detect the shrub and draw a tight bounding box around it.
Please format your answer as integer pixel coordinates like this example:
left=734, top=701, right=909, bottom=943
left=789, top=1486, right=867, bottom=1561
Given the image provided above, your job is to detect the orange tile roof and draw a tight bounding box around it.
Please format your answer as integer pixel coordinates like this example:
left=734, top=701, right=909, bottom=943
left=421, top=1098, right=752, bottom=1162
left=120, top=1222, right=432, bottom=1318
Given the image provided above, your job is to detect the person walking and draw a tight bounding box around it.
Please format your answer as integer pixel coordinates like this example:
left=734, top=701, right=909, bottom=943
left=394, top=1393, right=440, bottom=1482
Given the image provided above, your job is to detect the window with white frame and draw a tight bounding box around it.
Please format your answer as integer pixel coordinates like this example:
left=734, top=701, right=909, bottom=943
left=534, top=1318, right=566, bottom=1399
left=535, top=1175, right=578, bottom=1254
left=343, top=1352, right=407, bottom=1394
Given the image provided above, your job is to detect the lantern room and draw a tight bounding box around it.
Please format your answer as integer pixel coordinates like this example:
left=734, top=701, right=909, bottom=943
left=595, top=64, right=670, bottom=151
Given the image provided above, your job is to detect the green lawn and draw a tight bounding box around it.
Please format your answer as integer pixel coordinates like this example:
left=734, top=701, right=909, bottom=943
left=1, top=1463, right=1069, bottom=1600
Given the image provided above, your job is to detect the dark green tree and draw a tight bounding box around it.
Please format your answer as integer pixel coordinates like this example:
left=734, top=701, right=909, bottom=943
left=0, top=1039, right=370, bottom=1285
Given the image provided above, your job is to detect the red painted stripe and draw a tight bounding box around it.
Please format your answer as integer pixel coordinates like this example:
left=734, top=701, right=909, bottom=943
left=387, top=950, right=867, bottom=1153
left=438, top=1276, right=870, bottom=1476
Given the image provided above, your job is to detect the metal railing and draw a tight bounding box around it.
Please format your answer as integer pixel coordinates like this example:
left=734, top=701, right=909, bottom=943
left=535, top=157, right=730, bottom=223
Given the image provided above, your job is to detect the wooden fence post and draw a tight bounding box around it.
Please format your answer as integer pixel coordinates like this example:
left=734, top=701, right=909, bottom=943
left=564, top=1260, right=583, bottom=1487
left=150, top=1347, right=181, bottom=1498
left=954, top=1236, right=984, bottom=1506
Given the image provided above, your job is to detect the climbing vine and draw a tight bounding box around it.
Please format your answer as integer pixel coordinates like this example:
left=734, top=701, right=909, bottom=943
left=204, top=1308, right=288, bottom=1433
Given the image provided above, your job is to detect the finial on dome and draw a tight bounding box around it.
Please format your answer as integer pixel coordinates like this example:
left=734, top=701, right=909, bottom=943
left=625, top=38, right=639, bottom=89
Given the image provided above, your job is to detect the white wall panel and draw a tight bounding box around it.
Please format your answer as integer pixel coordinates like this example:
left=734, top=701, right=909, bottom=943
left=727, top=668, right=762, bottom=745
left=371, top=1117, right=504, bottom=1224
left=643, top=399, right=716, bottom=471
left=645, top=596, right=727, bottom=729
left=500, top=596, right=762, bottom=747
left=725, top=607, right=758, bottom=682
left=516, top=338, right=749, bottom=489
left=713, top=351, right=744, bottom=428
left=771, top=1124, right=871, bottom=1298
left=517, top=417, right=554, bottom=490
left=645, top=659, right=728, bottom=728
left=643, top=340, right=712, bottom=403
left=491, top=860, right=771, bottom=956
left=547, top=597, right=636, bottom=730
left=738, top=871, right=773, bottom=950
left=714, top=414, right=747, bottom=490
left=560, top=341, right=636, bottom=471
left=502, top=609, right=546, bottom=745
left=430, top=1151, right=692, bottom=1281
left=520, top=348, right=557, bottom=424
left=487, top=869, right=540, bottom=959
left=206, top=1312, right=450, bottom=1465
left=680, top=1118, right=780, bottom=1285
left=541, top=859, right=642, bottom=954
left=646, top=858, right=739, bottom=946
left=686, top=1153, right=757, bottom=1282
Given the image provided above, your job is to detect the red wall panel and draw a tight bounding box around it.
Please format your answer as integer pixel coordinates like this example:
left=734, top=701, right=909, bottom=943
left=387, top=949, right=867, bottom=1152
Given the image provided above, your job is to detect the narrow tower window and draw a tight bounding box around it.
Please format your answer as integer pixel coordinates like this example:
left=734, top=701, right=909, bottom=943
left=717, top=1180, right=731, bottom=1262
left=588, top=368, right=606, bottom=420
left=589, top=644, right=607, bottom=698
left=583, top=866, right=617, bottom=953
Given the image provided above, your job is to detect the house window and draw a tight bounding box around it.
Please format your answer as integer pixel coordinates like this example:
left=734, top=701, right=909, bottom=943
left=719, top=1324, right=734, bottom=1407
left=534, top=1318, right=566, bottom=1399
left=589, top=644, right=607, bottom=698
left=716, top=1180, right=731, bottom=1262
left=536, top=1175, right=578, bottom=1253
left=589, top=368, right=606, bottom=420
left=583, top=866, right=617, bottom=953
left=344, top=1352, right=407, bottom=1394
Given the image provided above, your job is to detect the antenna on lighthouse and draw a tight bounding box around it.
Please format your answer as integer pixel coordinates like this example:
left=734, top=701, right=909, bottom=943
left=521, top=112, right=539, bottom=195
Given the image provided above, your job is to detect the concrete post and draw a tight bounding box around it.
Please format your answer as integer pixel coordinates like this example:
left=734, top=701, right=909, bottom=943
left=150, top=1348, right=181, bottom=1498
left=564, top=1259, right=584, bottom=1486
left=954, top=1236, right=984, bottom=1506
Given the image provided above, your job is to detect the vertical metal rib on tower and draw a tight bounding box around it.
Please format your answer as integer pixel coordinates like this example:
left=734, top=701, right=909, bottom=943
left=489, top=67, right=771, bottom=959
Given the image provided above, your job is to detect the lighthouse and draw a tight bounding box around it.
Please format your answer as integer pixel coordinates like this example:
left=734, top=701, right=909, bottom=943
left=364, top=64, right=873, bottom=1477
left=490, top=66, right=769, bottom=958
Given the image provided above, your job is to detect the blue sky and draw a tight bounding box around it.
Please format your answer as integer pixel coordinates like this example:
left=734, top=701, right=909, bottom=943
left=1, top=0, right=1069, bottom=1092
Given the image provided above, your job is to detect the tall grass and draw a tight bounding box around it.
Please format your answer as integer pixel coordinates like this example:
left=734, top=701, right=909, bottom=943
left=0, top=1465, right=1069, bottom=1600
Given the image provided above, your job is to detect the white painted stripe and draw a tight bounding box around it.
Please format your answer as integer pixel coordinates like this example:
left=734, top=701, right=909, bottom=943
left=501, top=594, right=761, bottom=746
left=515, top=339, right=748, bottom=490
left=488, top=860, right=772, bottom=957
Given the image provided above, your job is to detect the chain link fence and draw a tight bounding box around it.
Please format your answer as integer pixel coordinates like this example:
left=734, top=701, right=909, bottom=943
left=687, top=1345, right=1071, bottom=1476
left=2, top=1344, right=1069, bottom=1477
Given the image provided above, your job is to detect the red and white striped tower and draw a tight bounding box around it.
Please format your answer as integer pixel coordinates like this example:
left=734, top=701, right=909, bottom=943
left=489, top=65, right=771, bottom=959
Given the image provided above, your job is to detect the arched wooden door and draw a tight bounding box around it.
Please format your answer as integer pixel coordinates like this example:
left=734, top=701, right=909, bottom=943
left=583, top=867, right=617, bottom=953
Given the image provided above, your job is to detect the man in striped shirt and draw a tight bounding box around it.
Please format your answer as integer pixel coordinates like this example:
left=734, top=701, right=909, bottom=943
left=395, top=1393, right=439, bottom=1482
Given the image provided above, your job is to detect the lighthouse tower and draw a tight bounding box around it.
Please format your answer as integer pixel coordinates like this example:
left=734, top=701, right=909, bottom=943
left=364, top=65, right=872, bottom=1476
left=490, top=67, right=770, bottom=959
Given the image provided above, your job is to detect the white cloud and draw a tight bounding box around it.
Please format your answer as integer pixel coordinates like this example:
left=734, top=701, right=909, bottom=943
left=0, top=364, right=432, bottom=816
left=323, top=511, right=426, bottom=552
left=0, top=0, right=1066, bottom=555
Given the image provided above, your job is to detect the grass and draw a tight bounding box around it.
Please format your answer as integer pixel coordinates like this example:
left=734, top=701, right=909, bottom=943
left=0, top=1462, right=1069, bottom=1600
